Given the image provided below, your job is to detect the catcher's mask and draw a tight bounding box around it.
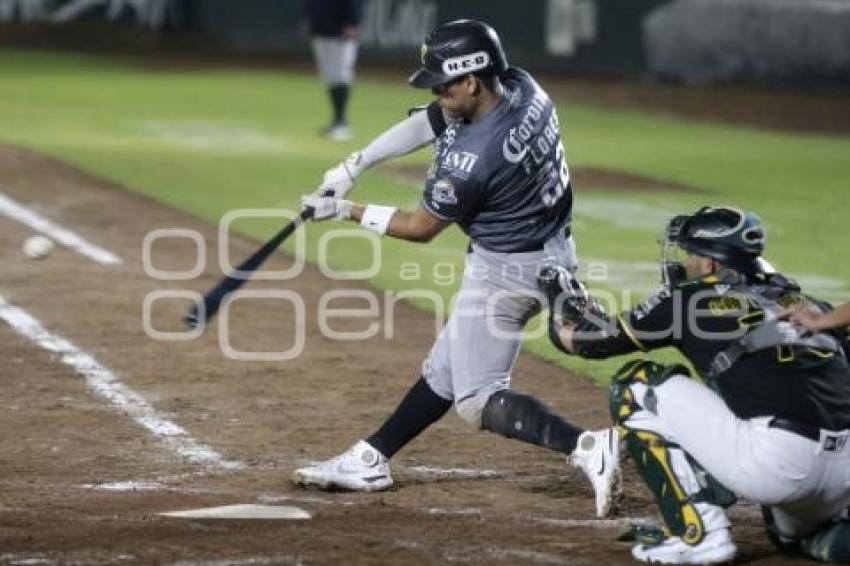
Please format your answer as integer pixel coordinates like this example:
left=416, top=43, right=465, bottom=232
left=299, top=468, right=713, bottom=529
left=660, top=206, right=767, bottom=287
left=409, top=19, right=508, bottom=90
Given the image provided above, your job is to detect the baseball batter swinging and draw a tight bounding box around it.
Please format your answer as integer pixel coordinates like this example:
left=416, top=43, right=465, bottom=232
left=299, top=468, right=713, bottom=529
left=542, top=206, right=850, bottom=563
left=296, top=19, right=620, bottom=517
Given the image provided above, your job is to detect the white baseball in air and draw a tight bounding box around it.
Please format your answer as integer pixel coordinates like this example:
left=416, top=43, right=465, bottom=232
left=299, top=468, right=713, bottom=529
left=22, top=235, right=55, bottom=260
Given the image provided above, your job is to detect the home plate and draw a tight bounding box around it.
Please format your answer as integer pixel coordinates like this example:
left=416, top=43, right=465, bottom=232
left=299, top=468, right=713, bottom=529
left=159, top=504, right=310, bottom=520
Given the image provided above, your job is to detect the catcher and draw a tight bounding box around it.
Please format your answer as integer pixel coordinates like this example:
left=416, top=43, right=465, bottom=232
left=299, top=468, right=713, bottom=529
left=541, top=205, right=850, bottom=564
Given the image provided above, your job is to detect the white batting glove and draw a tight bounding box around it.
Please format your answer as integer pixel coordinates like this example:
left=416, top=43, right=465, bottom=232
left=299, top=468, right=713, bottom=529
left=301, top=194, right=353, bottom=221
left=314, top=151, right=365, bottom=198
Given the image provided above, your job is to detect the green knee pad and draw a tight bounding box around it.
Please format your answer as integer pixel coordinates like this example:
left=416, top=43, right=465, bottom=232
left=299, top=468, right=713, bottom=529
left=609, top=359, right=690, bottom=422
left=612, top=359, right=688, bottom=387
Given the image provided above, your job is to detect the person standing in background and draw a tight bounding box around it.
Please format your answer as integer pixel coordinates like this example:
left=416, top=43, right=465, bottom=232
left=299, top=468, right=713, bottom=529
left=302, top=0, right=364, bottom=141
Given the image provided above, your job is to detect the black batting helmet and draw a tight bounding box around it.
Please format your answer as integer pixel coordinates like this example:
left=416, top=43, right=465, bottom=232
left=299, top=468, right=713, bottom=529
left=409, top=19, right=509, bottom=89
left=669, top=206, right=766, bottom=273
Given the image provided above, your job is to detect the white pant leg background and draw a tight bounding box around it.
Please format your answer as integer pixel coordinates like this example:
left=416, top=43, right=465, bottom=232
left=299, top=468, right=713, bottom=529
left=311, top=37, right=358, bottom=85
left=636, top=375, right=850, bottom=537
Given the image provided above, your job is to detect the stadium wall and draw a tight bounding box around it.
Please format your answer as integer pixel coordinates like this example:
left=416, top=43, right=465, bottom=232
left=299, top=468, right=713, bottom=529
left=1, top=0, right=848, bottom=83
left=644, top=0, right=850, bottom=84
left=0, top=0, right=668, bottom=75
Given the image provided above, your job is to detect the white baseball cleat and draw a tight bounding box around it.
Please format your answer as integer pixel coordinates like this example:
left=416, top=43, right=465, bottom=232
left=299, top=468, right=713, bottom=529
left=325, top=124, right=352, bottom=141
left=570, top=428, right=621, bottom=518
left=631, top=528, right=737, bottom=564
left=292, top=440, right=392, bottom=492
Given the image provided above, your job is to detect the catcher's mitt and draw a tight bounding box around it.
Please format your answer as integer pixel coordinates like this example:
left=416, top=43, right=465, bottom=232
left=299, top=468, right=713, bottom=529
left=537, top=264, right=607, bottom=353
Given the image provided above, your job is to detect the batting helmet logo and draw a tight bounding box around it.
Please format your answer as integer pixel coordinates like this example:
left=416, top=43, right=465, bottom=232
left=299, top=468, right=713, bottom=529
left=409, top=19, right=509, bottom=89
left=441, top=51, right=491, bottom=77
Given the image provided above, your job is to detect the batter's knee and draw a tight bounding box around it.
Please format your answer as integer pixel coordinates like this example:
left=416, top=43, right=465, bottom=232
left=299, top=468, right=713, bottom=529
left=455, top=390, right=499, bottom=428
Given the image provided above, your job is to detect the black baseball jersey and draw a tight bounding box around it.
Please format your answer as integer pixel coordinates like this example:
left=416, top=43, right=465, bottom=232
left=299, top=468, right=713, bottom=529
left=421, top=68, right=573, bottom=253
left=302, top=0, right=363, bottom=37
left=573, top=273, right=850, bottom=430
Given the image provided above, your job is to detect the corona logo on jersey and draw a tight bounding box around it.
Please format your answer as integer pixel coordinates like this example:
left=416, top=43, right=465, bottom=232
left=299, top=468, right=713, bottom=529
left=441, top=51, right=490, bottom=77
left=502, top=92, right=552, bottom=164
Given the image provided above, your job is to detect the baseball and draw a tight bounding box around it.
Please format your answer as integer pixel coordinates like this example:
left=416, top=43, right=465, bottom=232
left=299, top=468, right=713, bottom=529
left=22, top=235, right=55, bottom=260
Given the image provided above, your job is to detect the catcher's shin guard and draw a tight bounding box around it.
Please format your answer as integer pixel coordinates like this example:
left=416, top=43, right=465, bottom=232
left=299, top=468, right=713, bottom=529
left=764, top=506, right=850, bottom=563
left=610, top=359, right=731, bottom=546
left=803, top=520, right=850, bottom=563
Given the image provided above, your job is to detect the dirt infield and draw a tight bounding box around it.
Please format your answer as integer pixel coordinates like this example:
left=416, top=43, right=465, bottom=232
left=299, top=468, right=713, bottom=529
left=0, top=144, right=802, bottom=564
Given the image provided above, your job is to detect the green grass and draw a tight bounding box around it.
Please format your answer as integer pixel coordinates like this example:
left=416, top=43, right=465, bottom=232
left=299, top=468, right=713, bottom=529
left=1, top=47, right=848, bottom=385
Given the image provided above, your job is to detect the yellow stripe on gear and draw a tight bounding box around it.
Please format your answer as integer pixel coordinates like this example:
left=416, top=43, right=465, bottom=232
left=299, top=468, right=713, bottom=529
left=618, top=313, right=648, bottom=351
left=636, top=430, right=705, bottom=545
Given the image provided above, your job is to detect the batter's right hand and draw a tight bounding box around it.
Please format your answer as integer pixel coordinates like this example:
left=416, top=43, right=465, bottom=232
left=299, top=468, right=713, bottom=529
left=314, top=151, right=365, bottom=199
left=301, top=195, right=353, bottom=221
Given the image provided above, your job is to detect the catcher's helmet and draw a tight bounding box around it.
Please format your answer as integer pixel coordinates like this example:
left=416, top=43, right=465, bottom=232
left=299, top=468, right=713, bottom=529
left=409, top=19, right=509, bottom=89
left=667, top=206, right=766, bottom=274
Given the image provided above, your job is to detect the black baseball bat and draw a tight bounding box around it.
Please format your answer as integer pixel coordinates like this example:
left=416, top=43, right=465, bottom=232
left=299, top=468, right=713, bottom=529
left=184, top=207, right=314, bottom=330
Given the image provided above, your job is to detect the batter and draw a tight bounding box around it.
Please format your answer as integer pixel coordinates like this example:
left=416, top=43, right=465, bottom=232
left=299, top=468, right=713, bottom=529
left=296, top=19, right=620, bottom=518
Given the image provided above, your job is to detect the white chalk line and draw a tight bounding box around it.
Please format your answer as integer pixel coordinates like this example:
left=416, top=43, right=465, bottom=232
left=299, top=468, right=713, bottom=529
left=139, top=120, right=289, bottom=155
left=82, top=481, right=166, bottom=492
left=169, top=557, right=300, bottom=566
left=0, top=192, right=122, bottom=265
left=531, top=515, right=654, bottom=529
left=261, top=488, right=649, bottom=531
left=0, top=295, right=241, bottom=470
left=0, top=555, right=55, bottom=566
left=404, top=465, right=505, bottom=479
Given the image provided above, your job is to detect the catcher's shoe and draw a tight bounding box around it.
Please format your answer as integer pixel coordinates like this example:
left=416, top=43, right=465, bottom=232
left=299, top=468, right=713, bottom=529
left=631, top=528, right=737, bottom=564
left=292, top=440, right=392, bottom=492
left=570, top=428, right=621, bottom=518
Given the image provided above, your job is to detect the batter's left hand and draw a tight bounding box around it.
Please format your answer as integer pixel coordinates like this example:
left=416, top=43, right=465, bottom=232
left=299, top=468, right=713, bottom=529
left=314, top=151, right=365, bottom=199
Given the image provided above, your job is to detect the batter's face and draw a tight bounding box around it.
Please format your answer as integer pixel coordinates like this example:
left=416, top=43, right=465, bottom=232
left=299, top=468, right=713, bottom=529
left=432, top=75, right=477, bottom=119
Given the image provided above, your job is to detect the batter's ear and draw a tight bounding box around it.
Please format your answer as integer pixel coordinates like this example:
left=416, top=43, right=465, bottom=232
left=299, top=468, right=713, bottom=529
left=470, top=74, right=482, bottom=97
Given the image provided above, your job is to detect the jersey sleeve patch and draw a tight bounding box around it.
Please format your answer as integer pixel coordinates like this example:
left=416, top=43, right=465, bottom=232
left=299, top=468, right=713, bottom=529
left=422, top=175, right=479, bottom=222
left=431, top=178, right=457, bottom=205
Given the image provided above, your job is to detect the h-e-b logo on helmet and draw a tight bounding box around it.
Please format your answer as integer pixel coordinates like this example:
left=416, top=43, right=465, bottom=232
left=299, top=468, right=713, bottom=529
left=442, top=51, right=491, bottom=76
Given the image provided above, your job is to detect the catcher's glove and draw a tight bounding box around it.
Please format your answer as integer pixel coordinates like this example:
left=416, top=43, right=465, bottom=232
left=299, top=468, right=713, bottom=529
left=537, top=264, right=608, bottom=353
